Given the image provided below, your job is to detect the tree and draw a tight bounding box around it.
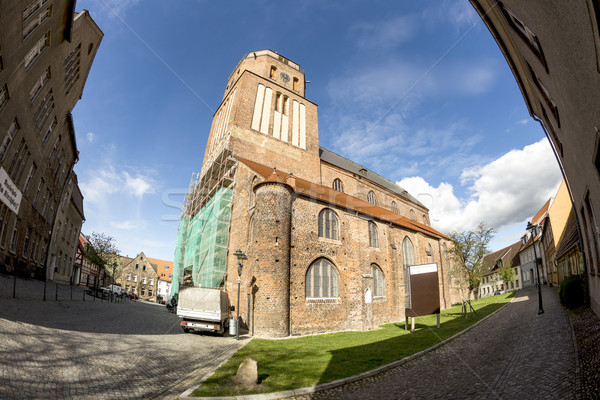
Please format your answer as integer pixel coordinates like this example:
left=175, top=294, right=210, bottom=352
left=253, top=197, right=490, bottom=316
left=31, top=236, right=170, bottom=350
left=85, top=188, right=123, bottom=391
left=448, top=223, right=495, bottom=299
left=85, top=232, right=120, bottom=286
left=497, top=261, right=515, bottom=287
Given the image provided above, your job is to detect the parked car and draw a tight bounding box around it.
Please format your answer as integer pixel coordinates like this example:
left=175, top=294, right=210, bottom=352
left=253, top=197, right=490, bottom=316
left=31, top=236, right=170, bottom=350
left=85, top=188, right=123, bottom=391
left=101, top=285, right=123, bottom=295
left=494, top=289, right=506, bottom=295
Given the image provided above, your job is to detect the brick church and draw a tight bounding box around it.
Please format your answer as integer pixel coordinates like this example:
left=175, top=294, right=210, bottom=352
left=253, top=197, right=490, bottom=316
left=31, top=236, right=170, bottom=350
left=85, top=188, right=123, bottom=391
left=172, top=49, right=461, bottom=337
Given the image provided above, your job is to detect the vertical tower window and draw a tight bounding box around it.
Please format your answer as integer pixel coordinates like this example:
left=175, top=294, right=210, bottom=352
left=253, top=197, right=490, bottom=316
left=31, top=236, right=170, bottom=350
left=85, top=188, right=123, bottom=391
left=367, top=191, right=377, bottom=205
left=368, top=221, right=378, bottom=248
left=372, top=264, right=384, bottom=297
left=332, top=178, right=344, bottom=193
left=318, top=208, right=339, bottom=240
left=293, top=77, right=299, bottom=91
left=270, top=66, right=277, bottom=80
left=306, top=258, right=340, bottom=298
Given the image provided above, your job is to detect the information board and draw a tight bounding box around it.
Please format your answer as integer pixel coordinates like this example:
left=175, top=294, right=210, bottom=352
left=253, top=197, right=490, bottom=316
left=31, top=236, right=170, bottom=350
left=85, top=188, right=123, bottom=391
left=405, top=262, right=440, bottom=318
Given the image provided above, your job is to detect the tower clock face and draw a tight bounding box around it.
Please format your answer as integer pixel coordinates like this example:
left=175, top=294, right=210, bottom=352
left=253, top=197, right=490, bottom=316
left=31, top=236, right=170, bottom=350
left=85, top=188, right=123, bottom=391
left=280, top=72, right=290, bottom=83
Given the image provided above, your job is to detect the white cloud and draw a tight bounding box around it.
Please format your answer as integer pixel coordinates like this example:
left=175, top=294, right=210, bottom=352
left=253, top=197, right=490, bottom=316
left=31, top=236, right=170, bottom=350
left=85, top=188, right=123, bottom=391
left=124, top=172, right=153, bottom=198
left=80, top=166, right=156, bottom=204
left=397, top=139, right=562, bottom=233
left=422, top=0, right=480, bottom=32
left=86, top=132, right=95, bottom=143
left=350, top=15, right=418, bottom=50
left=110, top=220, right=138, bottom=230
left=96, top=0, right=141, bottom=18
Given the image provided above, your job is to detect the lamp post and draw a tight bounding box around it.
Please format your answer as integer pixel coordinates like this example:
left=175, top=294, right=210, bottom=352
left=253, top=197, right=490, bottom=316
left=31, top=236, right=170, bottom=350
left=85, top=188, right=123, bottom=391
left=233, top=249, right=247, bottom=340
left=527, top=221, right=544, bottom=315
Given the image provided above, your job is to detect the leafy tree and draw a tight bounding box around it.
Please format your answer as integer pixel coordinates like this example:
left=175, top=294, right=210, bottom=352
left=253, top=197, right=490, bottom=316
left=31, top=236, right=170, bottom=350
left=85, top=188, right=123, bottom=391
left=497, top=261, right=515, bottom=287
left=448, top=223, right=495, bottom=299
left=85, top=232, right=120, bottom=285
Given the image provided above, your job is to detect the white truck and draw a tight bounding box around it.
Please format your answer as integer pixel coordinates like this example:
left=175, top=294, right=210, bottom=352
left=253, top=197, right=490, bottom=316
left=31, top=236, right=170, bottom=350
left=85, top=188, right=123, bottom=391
left=177, top=287, right=231, bottom=334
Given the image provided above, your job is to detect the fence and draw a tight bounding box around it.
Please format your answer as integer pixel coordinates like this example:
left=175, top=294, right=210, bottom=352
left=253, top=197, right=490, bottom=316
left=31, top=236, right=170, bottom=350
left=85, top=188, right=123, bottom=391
left=0, top=273, right=125, bottom=303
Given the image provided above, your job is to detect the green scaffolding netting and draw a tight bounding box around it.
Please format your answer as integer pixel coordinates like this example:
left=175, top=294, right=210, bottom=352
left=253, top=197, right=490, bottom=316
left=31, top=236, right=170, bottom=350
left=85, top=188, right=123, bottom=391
left=171, top=186, right=233, bottom=300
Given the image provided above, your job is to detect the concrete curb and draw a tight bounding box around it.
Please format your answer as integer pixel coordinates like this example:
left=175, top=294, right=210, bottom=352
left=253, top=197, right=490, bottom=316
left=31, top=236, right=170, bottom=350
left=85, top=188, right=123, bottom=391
left=180, top=294, right=517, bottom=400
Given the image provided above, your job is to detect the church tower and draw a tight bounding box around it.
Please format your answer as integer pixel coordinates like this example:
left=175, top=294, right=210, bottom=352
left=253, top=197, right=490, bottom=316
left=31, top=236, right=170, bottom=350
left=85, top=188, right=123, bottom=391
left=200, top=50, right=321, bottom=182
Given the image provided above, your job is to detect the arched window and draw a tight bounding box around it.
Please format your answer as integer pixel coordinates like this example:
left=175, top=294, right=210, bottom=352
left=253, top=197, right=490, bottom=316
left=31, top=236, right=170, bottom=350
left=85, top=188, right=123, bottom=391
left=318, top=208, right=339, bottom=240
left=391, top=201, right=398, bottom=214
left=443, top=243, right=450, bottom=286
left=372, top=264, right=384, bottom=297
left=403, top=237, right=414, bottom=307
left=427, top=243, right=433, bottom=260
left=368, top=221, right=378, bottom=248
left=423, top=214, right=429, bottom=225
left=306, top=258, right=340, bottom=298
left=409, top=209, right=416, bottom=221
left=332, top=178, right=344, bottom=193
left=367, top=191, right=377, bottom=205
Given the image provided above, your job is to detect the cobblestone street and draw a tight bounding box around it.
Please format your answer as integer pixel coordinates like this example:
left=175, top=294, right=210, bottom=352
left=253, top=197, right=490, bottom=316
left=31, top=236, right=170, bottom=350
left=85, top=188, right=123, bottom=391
left=296, top=285, right=580, bottom=400
left=0, top=275, right=247, bottom=399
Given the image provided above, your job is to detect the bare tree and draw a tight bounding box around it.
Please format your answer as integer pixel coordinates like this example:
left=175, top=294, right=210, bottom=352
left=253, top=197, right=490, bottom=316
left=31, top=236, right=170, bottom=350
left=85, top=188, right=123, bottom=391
left=448, top=223, right=495, bottom=299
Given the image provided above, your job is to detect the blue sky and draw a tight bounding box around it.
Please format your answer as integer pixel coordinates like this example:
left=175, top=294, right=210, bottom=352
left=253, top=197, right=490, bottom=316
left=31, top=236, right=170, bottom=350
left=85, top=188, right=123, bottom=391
left=73, top=0, right=562, bottom=260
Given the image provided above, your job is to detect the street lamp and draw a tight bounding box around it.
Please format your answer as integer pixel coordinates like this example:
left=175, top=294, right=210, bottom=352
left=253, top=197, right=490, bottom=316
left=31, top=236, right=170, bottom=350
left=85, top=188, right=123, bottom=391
left=527, top=221, right=544, bottom=315
left=233, top=249, right=247, bottom=340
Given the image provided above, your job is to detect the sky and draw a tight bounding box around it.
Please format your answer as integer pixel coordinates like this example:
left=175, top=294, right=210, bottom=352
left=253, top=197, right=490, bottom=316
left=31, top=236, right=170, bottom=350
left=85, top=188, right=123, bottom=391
left=72, top=0, right=563, bottom=260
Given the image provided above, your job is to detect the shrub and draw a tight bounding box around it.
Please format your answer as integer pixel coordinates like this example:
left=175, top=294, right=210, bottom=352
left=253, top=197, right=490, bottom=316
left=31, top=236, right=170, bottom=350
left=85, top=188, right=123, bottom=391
left=559, top=275, right=585, bottom=309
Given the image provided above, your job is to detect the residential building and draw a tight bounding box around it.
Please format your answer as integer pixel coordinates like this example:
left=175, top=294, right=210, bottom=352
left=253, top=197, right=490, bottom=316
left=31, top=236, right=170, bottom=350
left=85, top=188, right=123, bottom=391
left=468, top=0, right=600, bottom=319
left=480, top=241, right=522, bottom=298
left=73, top=232, right=107, bottom=287
left=0, top=2, right=102, bottom=280
left=172, top=50, right=463, bottom=338
left=47, top=172, right=84, bottom=284
left=154, top=259, right=174, bottom=302
left=555, top=210, right=585, bottom=283
left=519, top=199, right=549, bottom=288
left=117, top=252, right=172, bottom=302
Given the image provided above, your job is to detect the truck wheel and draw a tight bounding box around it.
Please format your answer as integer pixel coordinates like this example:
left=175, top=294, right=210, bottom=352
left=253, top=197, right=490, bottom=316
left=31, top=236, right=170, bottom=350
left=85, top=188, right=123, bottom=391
left=182, top=327, right=190, bottom=333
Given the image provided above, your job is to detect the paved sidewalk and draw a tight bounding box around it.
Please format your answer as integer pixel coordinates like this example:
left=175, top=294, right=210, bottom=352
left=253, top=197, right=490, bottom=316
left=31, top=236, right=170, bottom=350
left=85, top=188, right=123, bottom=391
left=293, top=286, right=578, bottom=400
left=0, top=275, right=248, bottom=399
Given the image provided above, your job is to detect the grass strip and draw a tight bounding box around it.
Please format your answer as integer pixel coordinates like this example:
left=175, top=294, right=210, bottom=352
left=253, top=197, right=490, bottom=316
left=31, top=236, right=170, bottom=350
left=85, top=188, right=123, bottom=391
left=192, top=292, right=515, bottom=397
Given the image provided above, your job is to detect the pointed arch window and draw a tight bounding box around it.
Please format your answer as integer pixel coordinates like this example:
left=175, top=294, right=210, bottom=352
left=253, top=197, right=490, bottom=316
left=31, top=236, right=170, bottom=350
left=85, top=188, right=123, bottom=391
left=409, top=209, right=416, bottom=221
left=372, top=264, right=384, bottom=297
left=332, top=178, right=344, bottom=193
left=367, top=191, right=377, bottom=205
left=391, top=201, right=398, bottom=214
left=423, top=214, right=429, bottom=225
left=403, top=237, right=414, bottom=307
left=368, top=221, right=378, bottom=248
left=306, top=258, right=340, bottom=298
left=427, top=243, right=433, bottom=260
left=318, top=208, right=339, bottom=240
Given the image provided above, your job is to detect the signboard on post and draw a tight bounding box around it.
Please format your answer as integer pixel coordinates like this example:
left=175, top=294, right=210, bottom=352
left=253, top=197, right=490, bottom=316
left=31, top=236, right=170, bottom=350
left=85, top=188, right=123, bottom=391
left=0, top=167, right=22, bottom=215
left=405, top=263, right=440, bottom=318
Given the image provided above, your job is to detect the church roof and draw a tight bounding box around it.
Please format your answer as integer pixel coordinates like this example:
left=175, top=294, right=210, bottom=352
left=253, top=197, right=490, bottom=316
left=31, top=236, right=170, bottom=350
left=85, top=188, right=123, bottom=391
left=319, top=147, right=426, bottom=209
left=237, top=156, right=448, bottom=240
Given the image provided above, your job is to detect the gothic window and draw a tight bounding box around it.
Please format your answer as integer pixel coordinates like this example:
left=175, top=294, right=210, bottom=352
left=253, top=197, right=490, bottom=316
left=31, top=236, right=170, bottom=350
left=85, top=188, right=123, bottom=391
left=332, top=178, right=344, bottom=193
left=403, top=237, right=415, bottom=307
left=372, top=264, right=384, bottom=297
left=367, top=191, right=377, bottom=205
left=427, top=243, right=433, bottom=260
left=409, top=209, right=416, bottom=221
left=306, top=258, right=340, bottom=298
left=368, top=221, right=378, bottom=248
left=423, top=214, right=429, bottom=225
left=391, top=201, right=398, bottom=214
left=318, top=208, right=339, bottom=240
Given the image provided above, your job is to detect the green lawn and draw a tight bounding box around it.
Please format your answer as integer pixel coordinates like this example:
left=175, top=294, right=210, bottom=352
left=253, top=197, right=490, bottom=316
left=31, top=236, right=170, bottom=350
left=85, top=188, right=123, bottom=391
left=192, top=293, right=515, bottom=397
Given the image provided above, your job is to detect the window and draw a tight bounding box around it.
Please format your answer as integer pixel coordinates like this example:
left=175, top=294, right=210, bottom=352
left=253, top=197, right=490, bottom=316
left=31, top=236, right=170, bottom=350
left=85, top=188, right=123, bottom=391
left=372, top=264, right=384, bottom=297
left=332, top=178, right=344, bottom=193
left=368, top=221, right=378, bottom=248
left=423, top=214, right=429, bottom=225
left=168, top=273, right=173, bottom=279
left=367, top=191, right=377, bottom=205
left=427, top=243, right=433, bottom=259
left=141, top=288, right=145, bottom=296
left=10, top=219, right=19, bottom=253
left=143, top=265, right=146, bottom=271
left=24, top=31, right=50, bottom=70
left=282, top=96, right=289, bottom=115
left=29, top=68, right=51, bottom=102
left=149, top=278, right=154, bottom=285
left=402, top=237, right=414, bottom=307
left=164, top=265, right=168, bottom=270
left=127, top=273, right=131, bottom=281
left=409, top=209, right=416, bottom=221
left=391, top=201, right=398, bottom=214
left=293, top=77, right=299, bottom=91
left=161, top=273, right=165, bottom=277
left=0, top=120, right=18, bottom=161
left=318, top=208, right=339, bottom=240
left=149, top=289, right=153, bottom=297
left=306, top=258, right=339, bottom=298
left=142, top=276, right=147, bottom=284
left=22, top=163, right=36, bottom=194
left=0, top=84, right=9, bottom=111
left=270, top=66, right=277, bottom=79
left=275, top=92, right=282, bottom=112
left=443, top=243, right=450, bottom=286
left=528, top=63, right=560, bottom=127
left=23, top=227, right=31, bottom=258
left=499, top=2, right=547, bottom=71
left=133, top=274, right=137, bottom=282
left=135, top=264, right=139, bottom=269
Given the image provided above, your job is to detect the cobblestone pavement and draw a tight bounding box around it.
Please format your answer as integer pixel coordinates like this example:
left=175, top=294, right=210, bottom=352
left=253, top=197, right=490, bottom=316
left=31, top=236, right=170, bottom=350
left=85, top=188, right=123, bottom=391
left=570, top=304, right=600, bottom=400
left=294, top=286, right=579, bottom=400
left=0, top=274, right=248, bottom=399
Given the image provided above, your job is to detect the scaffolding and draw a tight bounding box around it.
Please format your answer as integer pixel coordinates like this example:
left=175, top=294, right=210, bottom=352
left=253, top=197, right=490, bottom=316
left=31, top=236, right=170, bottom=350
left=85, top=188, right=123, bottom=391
left=171, top=142, right=237, bottom=300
